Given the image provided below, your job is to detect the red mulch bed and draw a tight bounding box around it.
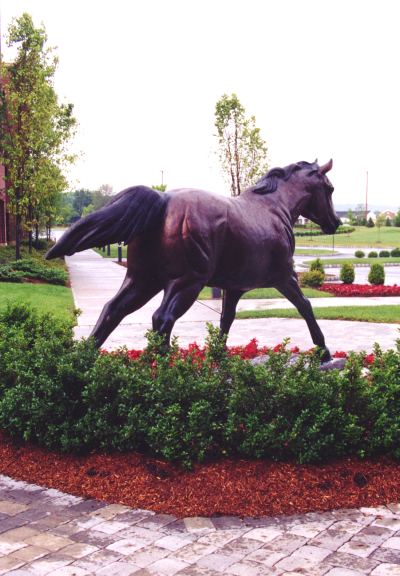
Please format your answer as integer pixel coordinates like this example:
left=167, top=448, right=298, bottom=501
left=1, top=431, right=400, bottom=518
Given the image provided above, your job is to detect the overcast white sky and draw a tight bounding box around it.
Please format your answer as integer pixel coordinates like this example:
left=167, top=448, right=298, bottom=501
left=1, top=0, right=399, bottom=208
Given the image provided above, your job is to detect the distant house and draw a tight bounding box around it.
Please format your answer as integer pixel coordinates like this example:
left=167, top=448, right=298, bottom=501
left=367, top=210, right=377, bottom=223
left=381, top=210, right=396, bottom=222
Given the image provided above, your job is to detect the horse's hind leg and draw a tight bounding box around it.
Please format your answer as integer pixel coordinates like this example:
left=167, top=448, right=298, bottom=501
left=90, top=274, right=161, bottom=347
left=277, top=275, right=331, bottom=362
left=152, top=276, right=205, bottom=345
left=220, top=289, right=245, bottom=337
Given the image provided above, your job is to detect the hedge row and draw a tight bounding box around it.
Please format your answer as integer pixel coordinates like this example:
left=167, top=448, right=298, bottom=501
left=0, top=259, right=68, bottom=285
left=294, top=226, right=355, bottom=237
left=0, top=305, right=400, bottom=468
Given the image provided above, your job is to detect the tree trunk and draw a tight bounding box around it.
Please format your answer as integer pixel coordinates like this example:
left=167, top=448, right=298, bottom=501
left=34, top=224, right=39, bottom=248
left=15, top=213, right=22, bottom=261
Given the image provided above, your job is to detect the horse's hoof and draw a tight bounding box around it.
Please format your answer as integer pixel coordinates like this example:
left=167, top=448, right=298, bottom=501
left=320, top=349, right=332, bottom=364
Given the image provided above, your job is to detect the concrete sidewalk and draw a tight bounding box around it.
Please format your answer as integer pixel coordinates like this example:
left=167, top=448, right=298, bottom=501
left=68, top=249, right=400, bottom=352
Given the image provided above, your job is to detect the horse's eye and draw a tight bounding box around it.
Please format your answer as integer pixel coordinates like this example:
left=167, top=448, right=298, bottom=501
left=308, top=170, right=319, bottom=177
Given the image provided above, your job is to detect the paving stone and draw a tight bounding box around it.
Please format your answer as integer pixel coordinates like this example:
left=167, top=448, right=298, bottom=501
left=69, top=500, right=108, bottom=514
left=106, top=538, right=149, bottom=556
left=276, top=552, right=332, bottom=574
left=14, top=508, right=49, bottom=523
left=30, top=513, right=75, bottom=531
left=324, top=569, right=364, bottom=576
left=387, top=505, right=400, bottom=515
left=96, top=560, right=141, bottom=575
left=26, top=553, right=73, bottom=575
left=92, top=520, right=131, bottom=534
left=332, top=518, right=374, bottom=532
left=311, top=528, right=353, bottom=551
left=71, top=549, right=123, bottom=571
left=210, top=516, right=245, bottom=530
left=339, top=539, right=381, bottom=558
left=383, top=538, right=400, bottom=551
left=120, top=526, right=171, bottom=543
left=3, top=570, right=35, bottom=576
left=169, top=566, right=221, bottom=576
left=160, top=520, right=187, bottom=533
left=155, top=534, right=196, bottom=551
left=197, top=530, right=243, bottom=548
left=170, top=542, right=218, bottom=563
left=90, top=504, right=131, bottom=520
left=0, top=501, right=28, bottom=516
left=361, top=507, right=396, bottom=518
left=0, top=556, right=25, bottom=574
left=325, top=550, right=379, bottom=572
left=245, top=546, right=287, bottom=567
left=147, top=557, right=191, bottom=575
left=371, top=564, right=400, bottom=575
left=242, top=517, right=281, bottom=529
left=291, top=545, right=332, bottom=563
left=136, top=514, right=176, bottom=531
left=184, top=518, right=215, bottom=533
left=196, top=551, right=242, bottom=572
left=61, top=542, right=99, bottom=559
left=24, top=533, right=75, bottom=552
left=0, top=540, right=26, bottom=555
left=1, top=526, right=40, bottom=542
left=243, top=527, right=282, bottom=544
left=220, top=536, right=265, bottom=555
left=262, top=533, right=308, bottom=553
left=374, top=519, right=400, bottom=532
left=115, top=510, right=155, bottom=525
left=372, top=548, right=400, bottom=564
left=10, top=545, right=49, bottom=562
left=71, top=529, right=120, bottom=548
left=226, top=558, right=280, bottom=575
left=124, top=545, right=170, bottom=567
left=289, top=520, right=335, bottom=539
left=357, top=525, right=393, bottom=545
left=49, top=567, right=91, bottom=576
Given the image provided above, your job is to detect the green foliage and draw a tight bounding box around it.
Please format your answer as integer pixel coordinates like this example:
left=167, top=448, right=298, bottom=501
left=340, top=262, right=355, bottom=284
left=366, top=217, right=375, bottom=228
left=395, top=210, right=400, bottom=227
left=214, top=93, right=268, bottom=196
left=299, top=270, right=325, bottom=288
left=391, top=248, right=400, bottom=257
left=379, top=250, right=390, bottom=258
left=294, top=225, right=355, bottom=237
left=368, top=251, right=378, bottom=258
left=2, top=306, right=400, bottom=467
left=0, top=13, right=76, bottom=258
left=368, top=263, right=385, bottom=286
left=310, top=258, right=325, bottom=275
left=0, top=259, right=67, bottom=285
left=355, top=250, right=365, bottom=258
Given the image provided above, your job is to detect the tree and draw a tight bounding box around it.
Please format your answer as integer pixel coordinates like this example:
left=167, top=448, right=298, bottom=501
left=214, top=93, right=268, bottom=196
left=394, top=209, right=400, bottom=227
left=0, top=13, right=76, bottom=258
left=346, top=208, right=357, bottom=225
left=152, top=184, right=167, bottom=192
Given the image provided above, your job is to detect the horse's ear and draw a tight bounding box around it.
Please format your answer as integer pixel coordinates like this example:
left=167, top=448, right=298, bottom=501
left=320, top=159, right=333, bottom=174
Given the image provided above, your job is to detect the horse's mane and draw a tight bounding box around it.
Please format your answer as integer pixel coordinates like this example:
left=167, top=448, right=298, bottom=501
left=252, top=161, right=315, bottom=195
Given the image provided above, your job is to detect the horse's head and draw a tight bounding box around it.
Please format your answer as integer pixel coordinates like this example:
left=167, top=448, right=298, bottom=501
left=300, top=159, right=341, bottom=234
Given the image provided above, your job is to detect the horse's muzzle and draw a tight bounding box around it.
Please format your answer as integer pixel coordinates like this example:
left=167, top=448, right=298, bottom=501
left=322, top=217, right=342, bottom=234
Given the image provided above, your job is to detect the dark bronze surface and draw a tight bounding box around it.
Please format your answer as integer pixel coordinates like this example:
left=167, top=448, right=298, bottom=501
left=47, top=159, right=340, bottom=360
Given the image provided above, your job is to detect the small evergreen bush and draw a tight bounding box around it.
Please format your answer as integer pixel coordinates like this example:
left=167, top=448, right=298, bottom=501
left=310, top=258, right=325, bottom=275
left=391, top=248, right=400, bottom=257
left=300, top=270, right=325, bottom=288
left=379, top=250, right=390, bottom=258
left=340, top=262, right=355, bottom=284
left=0, top=259, right=67, bottom=285
left=368, top=251, right=378, bottom=258
left=368, top=263, right=385, bottom=285
left=354, top=250, right=365, bottom=258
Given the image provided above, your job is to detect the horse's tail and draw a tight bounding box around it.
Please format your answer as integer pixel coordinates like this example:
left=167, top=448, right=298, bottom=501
left=46, top=186, right=169, bottom=260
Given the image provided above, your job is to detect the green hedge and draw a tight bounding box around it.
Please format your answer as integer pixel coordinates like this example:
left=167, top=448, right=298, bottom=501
left=294, top=226, right=355, bottom=237
left=0, top=259, right=68, bottom=285
left=1, top=305, right=400, bottom=468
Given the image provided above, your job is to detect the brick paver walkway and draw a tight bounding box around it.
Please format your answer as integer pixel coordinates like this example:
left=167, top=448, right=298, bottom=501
left=2, top=475, right=400, bottom=575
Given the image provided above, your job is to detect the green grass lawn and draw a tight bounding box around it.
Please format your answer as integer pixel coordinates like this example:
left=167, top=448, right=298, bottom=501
left=314, top=257, right=400, bottom=267
left=0, top=283, right=75, bottom=322
left=296, top=226, right=400, bottom=248
left=199, top=287, right=333, bottom=299
left=93, top=245, right=128, bottom=259
left=237, top=305, right=400, bottom=323
left=294, top=248, right=337, bottom=256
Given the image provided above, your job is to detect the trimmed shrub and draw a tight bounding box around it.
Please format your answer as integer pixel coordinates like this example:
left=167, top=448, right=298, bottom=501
left=340, top=262, right=355, bottom=284
left=355, top=250, right=365, bottom=258
left=310, top=258, right=325, bottom=275
left=0, top=259, right=67, bottom=285
left=2, top=305, right=400, bottom=467
left=379, top=250, right=390, bottom=258
left=391, top=248, right=400, bottom=257
left=368, top=263, right=385, bottom=285
left=299, top=270, right=325, bottom=288
left=368, top=251, right=378, bottom=258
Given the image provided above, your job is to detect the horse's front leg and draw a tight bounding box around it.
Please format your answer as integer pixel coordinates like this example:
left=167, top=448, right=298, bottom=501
left=276, top=275, right=331, bottom=363
left=220, top=289, right=245, bottom=337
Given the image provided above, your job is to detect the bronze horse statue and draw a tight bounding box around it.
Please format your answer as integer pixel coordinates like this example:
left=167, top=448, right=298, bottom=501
left=47, top=159, right=340, bottom=361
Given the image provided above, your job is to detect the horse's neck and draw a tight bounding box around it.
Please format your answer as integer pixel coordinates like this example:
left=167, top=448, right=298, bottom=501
left=278, top=183, right=310, bottom=225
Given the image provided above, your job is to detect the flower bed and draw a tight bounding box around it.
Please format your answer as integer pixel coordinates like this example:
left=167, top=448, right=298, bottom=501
left=320, top=283, right=400, bottom=296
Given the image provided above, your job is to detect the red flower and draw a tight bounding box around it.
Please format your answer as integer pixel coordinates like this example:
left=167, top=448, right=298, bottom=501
left=319, top=283, right=400, bottom=297
left=333, top=351, right=348, bottom=358
left=364, top=353, right=375, bottom=366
